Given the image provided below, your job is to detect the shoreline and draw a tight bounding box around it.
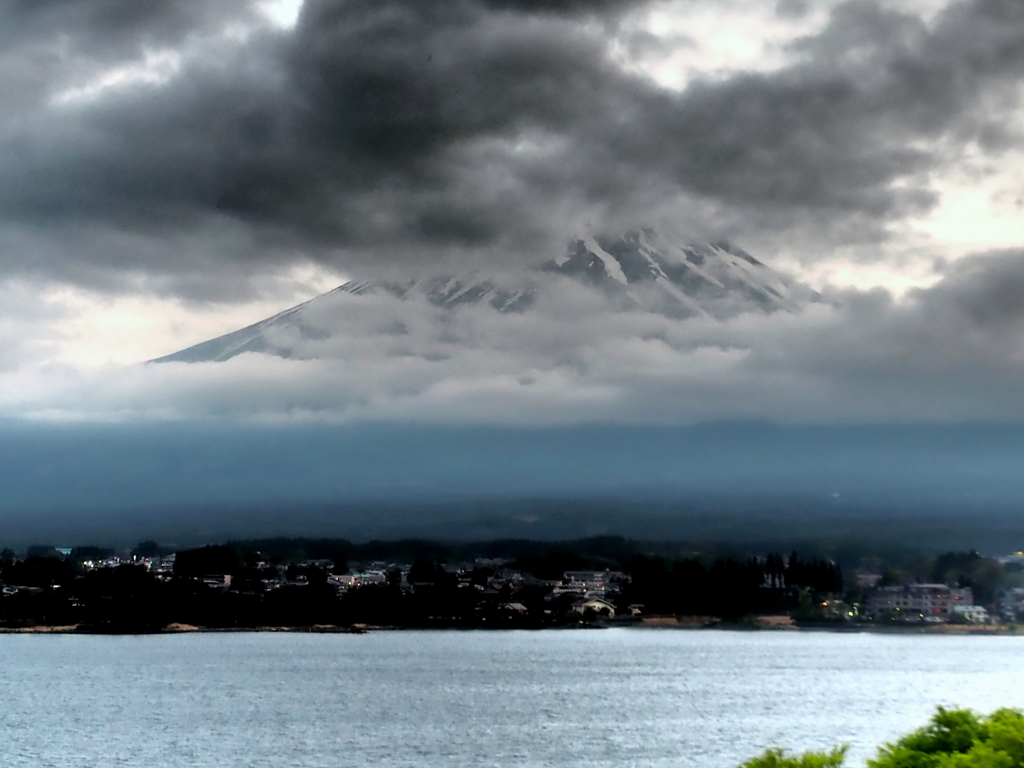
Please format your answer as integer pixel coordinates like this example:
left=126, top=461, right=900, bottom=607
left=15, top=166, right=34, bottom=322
left=0, top=620, right=1019, bottom=636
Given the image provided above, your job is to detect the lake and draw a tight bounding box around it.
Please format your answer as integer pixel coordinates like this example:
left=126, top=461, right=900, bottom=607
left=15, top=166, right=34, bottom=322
left=3, top=628, right=1024, bottom=767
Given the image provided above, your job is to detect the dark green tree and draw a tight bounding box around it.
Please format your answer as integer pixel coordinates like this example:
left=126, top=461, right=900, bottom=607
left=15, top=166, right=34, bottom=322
left=133, top=541, right=172, bottom=558
left=174, top=545, right=242, bottom=577
left=71, top=546, right=115, bottom=562
left=26, top=545, right=60, bottom=559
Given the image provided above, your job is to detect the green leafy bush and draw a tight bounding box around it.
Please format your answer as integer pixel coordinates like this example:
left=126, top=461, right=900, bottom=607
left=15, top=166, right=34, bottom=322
left=739, top=708, right=1024, bottom=768
left=869, top=707, right=1024, bottom=768
left=740, top=746, right=847, bottom=767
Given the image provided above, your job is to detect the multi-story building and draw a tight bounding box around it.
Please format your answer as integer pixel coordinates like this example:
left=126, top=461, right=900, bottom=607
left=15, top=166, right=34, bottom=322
left=951, top=604, right=990, bottom=624
left=998, top=587, right=1024, bottom=621
left=864, top=583, right=973, bottom=621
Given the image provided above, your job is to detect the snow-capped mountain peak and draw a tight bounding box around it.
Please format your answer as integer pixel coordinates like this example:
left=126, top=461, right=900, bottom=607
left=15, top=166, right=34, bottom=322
left=152, top=230, right=818, bottom=363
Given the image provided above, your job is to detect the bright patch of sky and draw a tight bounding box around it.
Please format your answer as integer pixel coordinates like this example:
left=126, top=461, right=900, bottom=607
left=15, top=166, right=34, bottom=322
left=614, top=0, right=835, bottom=90
left=787, top=252, right=944, bottom=296
left=782, top=169, right=1024, bottom=296
left=50, top=1, right=301, bottom=107
left=909, top=127, right=1024, bottom=256
left=40, top=263, right=345, bottom=367
left=260, top=0, right=304, bottom=29
left=914, top=177, right=1024, bottom=254
left=616, top=0, right=952, bottom=90
left=51, top=49, right=182, bottom=106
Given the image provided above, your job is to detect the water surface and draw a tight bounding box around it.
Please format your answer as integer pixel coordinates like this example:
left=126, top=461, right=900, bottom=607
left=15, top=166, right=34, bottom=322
left=3, top=629, right=1023, bottom=767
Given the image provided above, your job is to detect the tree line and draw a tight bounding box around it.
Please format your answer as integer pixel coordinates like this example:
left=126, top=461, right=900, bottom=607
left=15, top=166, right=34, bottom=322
left=0, top=538, right=846, bottom=630
left=621, top=552, right=843, bottom=619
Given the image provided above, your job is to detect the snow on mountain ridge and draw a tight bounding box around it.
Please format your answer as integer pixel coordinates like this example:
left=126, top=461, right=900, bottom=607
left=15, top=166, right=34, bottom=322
left=152, top=232, right=819, bottom=364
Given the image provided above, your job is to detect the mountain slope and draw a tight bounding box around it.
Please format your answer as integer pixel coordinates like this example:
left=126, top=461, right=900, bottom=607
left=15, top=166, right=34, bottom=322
left=153, top=231, right=818, bottom=364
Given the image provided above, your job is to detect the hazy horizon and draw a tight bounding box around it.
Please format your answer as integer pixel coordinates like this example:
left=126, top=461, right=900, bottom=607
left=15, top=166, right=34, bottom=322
left=3, top=418, right=1024, bottom=549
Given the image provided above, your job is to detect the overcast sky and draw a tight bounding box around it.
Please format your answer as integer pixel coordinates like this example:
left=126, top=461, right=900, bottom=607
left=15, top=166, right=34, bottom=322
left=2, top=0, right=1023, bottom=426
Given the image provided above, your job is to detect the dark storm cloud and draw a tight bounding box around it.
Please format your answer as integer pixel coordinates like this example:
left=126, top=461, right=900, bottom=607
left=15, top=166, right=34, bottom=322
left=0, top=1, right=261, bottom=109
left=775, top=0, right=811, bottom=19
left=1, top=0, right=1023, bottom=297
left=916, top=249, right=1024, bottom=333
left=477, top=0, right=651, bottom=15
left=636, top=0, right=1024, bottom=231
left=0, top=0, right=258, bottom=51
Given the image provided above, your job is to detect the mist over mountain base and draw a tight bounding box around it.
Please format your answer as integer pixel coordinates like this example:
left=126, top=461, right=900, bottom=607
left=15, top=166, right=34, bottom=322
left=4, top=419, right=1024, bottom=552
left=5, top=496, right=1022, bottom=555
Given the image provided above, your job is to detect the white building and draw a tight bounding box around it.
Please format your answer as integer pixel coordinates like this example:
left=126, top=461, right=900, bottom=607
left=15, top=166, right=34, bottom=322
left=951, top=604, right=990, bottom=624
left=569, top=597, right=617, bottom=616
left=999, top=587, right=1024, bottom=621
left=864, top=583, right=973, bottom=620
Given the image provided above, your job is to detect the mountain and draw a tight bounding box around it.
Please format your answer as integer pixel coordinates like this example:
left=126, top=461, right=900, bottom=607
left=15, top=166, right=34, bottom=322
left=152, top=230, right=819, bottom=364
left=544, top=232, right=816, bottom=316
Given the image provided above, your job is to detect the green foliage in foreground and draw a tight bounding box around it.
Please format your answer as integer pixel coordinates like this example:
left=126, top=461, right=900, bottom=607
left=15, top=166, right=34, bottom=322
left=740, top=708, right=1024, bottom=768
left=869, top=708, right=1024, bottom=768
left=740, top=746, right=847, bottom=767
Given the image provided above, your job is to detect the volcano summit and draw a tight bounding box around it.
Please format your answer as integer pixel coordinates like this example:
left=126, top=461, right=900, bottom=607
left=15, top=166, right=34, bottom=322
left=154, top=231, right=818, bottom=364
